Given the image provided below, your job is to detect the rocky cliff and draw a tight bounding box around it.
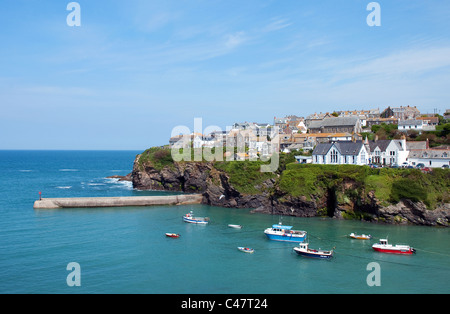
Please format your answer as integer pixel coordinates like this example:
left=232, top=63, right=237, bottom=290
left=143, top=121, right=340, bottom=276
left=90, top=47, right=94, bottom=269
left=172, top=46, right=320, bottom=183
left=131, top=150, right=450, bottom=227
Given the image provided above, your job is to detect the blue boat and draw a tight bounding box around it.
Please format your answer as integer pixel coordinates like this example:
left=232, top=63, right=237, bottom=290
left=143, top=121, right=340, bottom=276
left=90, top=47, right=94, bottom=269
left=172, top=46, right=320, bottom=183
left=264, top=223, right=307, bottom=243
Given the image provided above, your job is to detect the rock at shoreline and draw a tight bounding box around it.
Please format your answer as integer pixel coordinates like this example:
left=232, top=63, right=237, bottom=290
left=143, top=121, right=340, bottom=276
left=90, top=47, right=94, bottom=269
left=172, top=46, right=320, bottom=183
left=130, top=152, right=450, bottom=227
left=106, top=173, right=132, bottom=182
left=377, top=200, right=449, bottom=226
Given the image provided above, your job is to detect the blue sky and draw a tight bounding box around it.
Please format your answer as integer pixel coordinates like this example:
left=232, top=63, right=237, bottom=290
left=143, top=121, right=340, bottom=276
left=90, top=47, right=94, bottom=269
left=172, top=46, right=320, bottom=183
left=0, top=0, right=449, bottom=150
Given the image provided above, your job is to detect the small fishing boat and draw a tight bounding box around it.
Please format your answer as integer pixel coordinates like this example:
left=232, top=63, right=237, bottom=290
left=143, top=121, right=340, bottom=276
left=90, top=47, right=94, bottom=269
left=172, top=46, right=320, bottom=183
left=349, top=232, right=372, bottom=240
left=228, top=224, right=242, bottom=229
left=237, top=247, right=254, bottom=253
left=293, top=242, right=334, bottom=259
left=264, top=223, right=307, bottom=243
left=372, top=238, right=416, bottom=255
left=165, top=233, right=180, bottom=238
left=183, top=211, right=209, bottom=224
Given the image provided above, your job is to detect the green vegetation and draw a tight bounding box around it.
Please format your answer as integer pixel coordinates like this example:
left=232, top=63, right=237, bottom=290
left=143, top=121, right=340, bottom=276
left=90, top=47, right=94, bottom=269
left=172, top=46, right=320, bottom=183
left=214, top=160, right=276, bottom=194
left=277, top=164, right=450, bottom=209
left=138, top=147, right=449, bottom=209
left=138, top=147, right=174, bottom=171
left=277, top=164, right=369, bottom=201
left=368, top=121, right=450, bottom=147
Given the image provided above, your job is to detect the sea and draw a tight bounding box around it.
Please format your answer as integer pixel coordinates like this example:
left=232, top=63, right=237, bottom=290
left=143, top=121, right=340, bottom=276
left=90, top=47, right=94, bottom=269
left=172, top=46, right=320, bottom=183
left=0, top=150, right=449, bottom=294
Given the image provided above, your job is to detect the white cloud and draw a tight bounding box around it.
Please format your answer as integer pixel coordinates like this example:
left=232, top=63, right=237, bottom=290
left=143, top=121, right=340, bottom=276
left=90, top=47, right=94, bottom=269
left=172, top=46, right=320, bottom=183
left=224, top=31, right=247, bottom=49
left=341, top=46, right=450, bottom=79
left=263, top=18, right=292, bottom=32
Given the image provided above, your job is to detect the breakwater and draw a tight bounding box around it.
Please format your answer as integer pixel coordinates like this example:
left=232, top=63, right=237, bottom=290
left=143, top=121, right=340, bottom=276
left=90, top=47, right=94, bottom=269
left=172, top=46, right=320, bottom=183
left=33, top=194, right=203, bottom=209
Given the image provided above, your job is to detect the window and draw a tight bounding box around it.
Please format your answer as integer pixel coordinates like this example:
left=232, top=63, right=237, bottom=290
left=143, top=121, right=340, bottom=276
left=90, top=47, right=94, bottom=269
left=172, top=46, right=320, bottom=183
left=330, top=149, right=338, bottom=163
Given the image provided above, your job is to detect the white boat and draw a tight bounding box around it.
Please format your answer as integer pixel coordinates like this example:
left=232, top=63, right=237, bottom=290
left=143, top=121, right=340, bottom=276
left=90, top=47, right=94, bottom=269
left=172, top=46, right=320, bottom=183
left=237, top=247, right=254, bottom=253
left=293, top=242, right=334, bottom=259
left=228, top=224, right=242, bottom=229
left=183, top=211, right=209, bottom=224
left=372, top=239, right=416, bottom=255
left=349, top=232, right=372, bottom=240
left=165, top=233, right=180, bottom=238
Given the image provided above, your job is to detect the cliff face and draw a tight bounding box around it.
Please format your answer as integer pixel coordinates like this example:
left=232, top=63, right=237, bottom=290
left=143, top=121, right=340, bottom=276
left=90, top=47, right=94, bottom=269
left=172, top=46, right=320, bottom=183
left=131, top=154, right=274, bottom=210
left=131, top=153, right=450, bottom=227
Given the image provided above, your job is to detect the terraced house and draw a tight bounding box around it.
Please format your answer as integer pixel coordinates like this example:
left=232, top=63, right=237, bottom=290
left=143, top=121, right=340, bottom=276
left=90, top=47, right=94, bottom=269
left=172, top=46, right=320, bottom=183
left=312, top=137, right=410, bottom=166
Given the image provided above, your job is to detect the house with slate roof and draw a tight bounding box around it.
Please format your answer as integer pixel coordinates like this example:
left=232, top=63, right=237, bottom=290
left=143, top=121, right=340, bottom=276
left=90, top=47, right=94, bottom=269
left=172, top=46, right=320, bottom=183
left=308, top=117, right=361, bottom=134
left=312, top=140, right=369, bottom=165
left=367, top=137, right=409, bottom=166
left=313, top=137, right=410, bottom=166
left=408, top=148, right=450, bottom=168
left=398, top=119, right=424, bottom=133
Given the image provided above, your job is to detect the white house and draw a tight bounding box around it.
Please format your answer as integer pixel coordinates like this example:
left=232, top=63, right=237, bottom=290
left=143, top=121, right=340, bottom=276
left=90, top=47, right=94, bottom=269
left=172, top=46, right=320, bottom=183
left=398, top=119, right=423, bottom=132
left=368, top=139, right=391, bottom=165
left=367, top=138, right=409, bottom=166
left=312, top=141, right=369, bottom=165
left=295, top=155, right=313, bottom=164
left=408, top=149, right=450, bottom=168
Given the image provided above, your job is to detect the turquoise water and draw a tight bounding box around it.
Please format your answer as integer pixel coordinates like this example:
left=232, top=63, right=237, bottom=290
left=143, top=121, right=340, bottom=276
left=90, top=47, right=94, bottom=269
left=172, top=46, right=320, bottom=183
left=0, top=150, right=449, bottom=294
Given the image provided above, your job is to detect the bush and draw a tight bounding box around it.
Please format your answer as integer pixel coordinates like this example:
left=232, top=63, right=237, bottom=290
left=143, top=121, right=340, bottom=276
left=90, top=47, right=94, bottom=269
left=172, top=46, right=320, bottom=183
left=139, top=147, right=174, bottom=171
left=214, top=160, right=276, bottom=195
left=390, top=178, right=427, bottom=203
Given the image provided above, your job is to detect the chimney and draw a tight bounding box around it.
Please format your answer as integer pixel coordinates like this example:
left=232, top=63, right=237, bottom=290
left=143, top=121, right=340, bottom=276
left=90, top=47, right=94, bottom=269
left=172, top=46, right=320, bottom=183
left=426, top=138, right=429, bottom=149
left=401, top=134, right=407, bottom=151
left=364, top=136, right=370, bottom=154
left=375, top=135, right=378, bottom=142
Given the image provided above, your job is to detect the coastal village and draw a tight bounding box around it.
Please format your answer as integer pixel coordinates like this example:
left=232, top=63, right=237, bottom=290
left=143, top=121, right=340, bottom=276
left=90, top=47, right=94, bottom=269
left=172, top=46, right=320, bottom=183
left=169, top=106, right=450, bottom=169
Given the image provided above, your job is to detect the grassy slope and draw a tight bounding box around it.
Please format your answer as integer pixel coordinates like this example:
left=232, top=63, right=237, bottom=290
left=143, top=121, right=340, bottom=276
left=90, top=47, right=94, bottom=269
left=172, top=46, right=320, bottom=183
left=137, top=147, right=449, bottom=209
left=278, top=164, right=450, bottom=209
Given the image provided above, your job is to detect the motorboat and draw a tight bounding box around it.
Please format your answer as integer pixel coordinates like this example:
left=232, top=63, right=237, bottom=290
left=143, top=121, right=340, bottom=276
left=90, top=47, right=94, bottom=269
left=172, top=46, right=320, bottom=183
left=293, top=242, right=334, bottom=259
left=372, top=238, right=416, bottom=255
left=183, top=211, right=209, bottom=224
left=237, top=247, right=254, bottom=253
left=264, top=223, right=306, bottom=243
left=349, top=233, right=372, bottom=240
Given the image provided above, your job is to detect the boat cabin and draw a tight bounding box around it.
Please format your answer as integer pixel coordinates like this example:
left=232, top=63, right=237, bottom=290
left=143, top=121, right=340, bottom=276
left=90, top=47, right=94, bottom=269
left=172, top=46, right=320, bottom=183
left=271, top=224, right=293, bottom=232
left=379, top=239, right=388, bottom=245
left=298, top=242, right=309, bottom=250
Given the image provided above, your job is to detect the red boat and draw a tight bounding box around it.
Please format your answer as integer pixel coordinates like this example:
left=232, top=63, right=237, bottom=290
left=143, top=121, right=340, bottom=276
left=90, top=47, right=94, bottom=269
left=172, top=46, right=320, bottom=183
left=165, top=233, right=180, bottom=238
left=372, top=239, right=416, bottom=255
